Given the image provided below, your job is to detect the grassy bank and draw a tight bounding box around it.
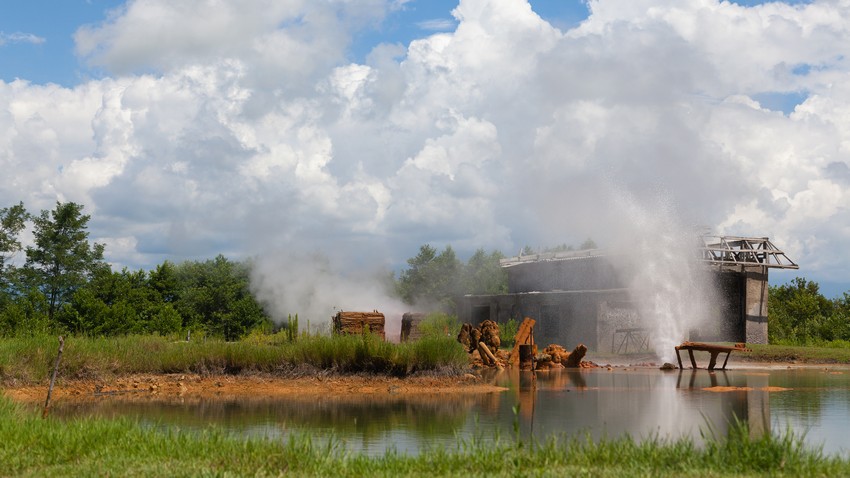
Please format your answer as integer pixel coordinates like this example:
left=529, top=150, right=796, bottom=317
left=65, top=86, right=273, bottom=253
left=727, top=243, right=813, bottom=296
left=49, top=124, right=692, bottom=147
left=740, top=343, right=850, bottom=364
left=0, top=397, right=845, bottom=477
left=0, top=333, right=469, bottom=384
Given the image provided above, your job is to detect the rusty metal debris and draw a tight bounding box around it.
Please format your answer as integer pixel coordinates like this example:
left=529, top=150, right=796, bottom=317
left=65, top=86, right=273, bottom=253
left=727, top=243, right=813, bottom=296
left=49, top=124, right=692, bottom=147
left=460, top=316, right=597, bottom=370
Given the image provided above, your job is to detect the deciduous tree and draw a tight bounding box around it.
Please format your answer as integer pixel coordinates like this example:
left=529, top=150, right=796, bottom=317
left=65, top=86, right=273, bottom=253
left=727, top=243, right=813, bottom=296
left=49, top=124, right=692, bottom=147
left=24, top=202, right=106, bottom=322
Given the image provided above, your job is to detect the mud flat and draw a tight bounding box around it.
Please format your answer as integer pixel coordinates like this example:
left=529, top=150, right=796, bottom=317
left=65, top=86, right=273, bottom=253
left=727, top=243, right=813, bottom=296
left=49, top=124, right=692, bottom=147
left=2, top=372, right=506, bottom=405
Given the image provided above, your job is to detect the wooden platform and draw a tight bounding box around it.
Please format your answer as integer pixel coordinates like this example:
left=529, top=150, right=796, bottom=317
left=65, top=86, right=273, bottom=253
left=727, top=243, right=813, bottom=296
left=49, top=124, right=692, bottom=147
left=674, top=342, right=750, bottom=371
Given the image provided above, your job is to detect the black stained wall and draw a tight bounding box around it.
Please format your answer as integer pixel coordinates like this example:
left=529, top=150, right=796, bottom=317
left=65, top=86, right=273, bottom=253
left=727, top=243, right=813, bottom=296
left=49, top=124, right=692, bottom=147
left=506, top=257, right=623, bottom=293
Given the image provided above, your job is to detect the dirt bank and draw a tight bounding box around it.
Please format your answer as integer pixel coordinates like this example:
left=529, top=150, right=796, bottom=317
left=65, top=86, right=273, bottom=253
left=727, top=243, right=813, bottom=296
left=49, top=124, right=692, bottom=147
left=3, top=373, right=506, bottom=405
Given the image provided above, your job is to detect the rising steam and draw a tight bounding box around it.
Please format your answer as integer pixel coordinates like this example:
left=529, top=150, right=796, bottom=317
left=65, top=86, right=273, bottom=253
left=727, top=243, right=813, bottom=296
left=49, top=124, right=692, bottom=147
left=609, top=193, right=715, bottom=363
left=249, top=250, right=409, bottom=340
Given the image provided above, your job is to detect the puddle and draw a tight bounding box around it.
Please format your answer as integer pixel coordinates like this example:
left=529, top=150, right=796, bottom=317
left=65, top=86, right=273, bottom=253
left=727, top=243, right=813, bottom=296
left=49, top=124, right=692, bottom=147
left=46, top=367, right=850, bottom=457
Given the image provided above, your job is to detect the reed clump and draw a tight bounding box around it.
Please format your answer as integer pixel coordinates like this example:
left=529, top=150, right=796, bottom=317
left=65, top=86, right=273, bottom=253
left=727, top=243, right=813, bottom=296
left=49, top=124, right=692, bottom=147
left=0, top=396, right=846, bottom=477
left=0, top=333, right=468, bottom=383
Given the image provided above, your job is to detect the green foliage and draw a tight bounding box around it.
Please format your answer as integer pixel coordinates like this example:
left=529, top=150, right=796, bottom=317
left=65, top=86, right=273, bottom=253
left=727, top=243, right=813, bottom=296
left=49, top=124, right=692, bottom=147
left=395, top=244, right=509, bottom=313
left=499, top=318, right=519, bottom=346
left=462, top=248, right=507, bottom=295
left=0, top=201, right=28, bottom=291
left=417, top=312, right=461, bottom=338
left=58, top=267, right=179, bottom=336
left=396, top=245, right=462, bottom=310
left=0, top=333, right=469, bottom=381
left=769, top=277, right=850, bottom=344
left=0, top=200, right=270, bottom=340
left=24, top=202, right=106, bottom=323
left=285, top=313, right=299, bottom=342
left=173, top=255, right=270, bottom=341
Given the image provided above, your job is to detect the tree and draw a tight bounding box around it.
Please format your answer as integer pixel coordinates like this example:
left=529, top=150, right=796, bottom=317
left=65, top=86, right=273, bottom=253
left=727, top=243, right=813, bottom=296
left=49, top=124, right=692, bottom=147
left=174, top=255, right=270, bottom=340
left=59, top=267, right=181, bottom=336
left=768, top=277, right=835, bottom=343
left=579, top=238, right=598, bottom=250
left=0, top=202, right=28, bottom=291
left=396, top=244, right=462, bottom=310
left=24, top=202, right=106, bottom=323
left=462, top=248, right=508, bottom=295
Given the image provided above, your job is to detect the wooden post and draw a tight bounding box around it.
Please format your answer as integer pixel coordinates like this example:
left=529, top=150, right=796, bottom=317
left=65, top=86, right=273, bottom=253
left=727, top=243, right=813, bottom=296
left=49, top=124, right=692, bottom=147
left=508, top=318, right=536, bottom=365
left=688, top=350, right=698, bottom=369
left=707, top=352, right=720, bottom=371
left=563, top=344, right=587, bottom=368
left=721, top=351, right=732, bottom=370
left=478, top=342, right=497, bottom=366
left=519, top=344, right=534, bottom=370
left=42, top=336, right=64, bottom=419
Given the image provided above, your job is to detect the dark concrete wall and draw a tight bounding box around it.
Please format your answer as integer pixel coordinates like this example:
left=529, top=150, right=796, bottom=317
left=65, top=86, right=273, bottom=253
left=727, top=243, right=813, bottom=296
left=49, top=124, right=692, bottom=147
left=458, top=260, right=771, bottom=347
left=456, top=290, right=630, bottom=350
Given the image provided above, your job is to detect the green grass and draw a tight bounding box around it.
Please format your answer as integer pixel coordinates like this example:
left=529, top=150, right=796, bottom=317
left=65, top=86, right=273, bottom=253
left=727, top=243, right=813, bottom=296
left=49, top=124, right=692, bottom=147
left=0, top=396, right=846, bottom=477
left=740, top=343, right=850, bottom=364
left=0, top=333, right=469, bottom=384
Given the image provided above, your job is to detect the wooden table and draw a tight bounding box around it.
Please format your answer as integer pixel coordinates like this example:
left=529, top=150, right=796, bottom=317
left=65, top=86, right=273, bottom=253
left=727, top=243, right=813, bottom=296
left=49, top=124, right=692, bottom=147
left=674, top=342, right=749, bottom=371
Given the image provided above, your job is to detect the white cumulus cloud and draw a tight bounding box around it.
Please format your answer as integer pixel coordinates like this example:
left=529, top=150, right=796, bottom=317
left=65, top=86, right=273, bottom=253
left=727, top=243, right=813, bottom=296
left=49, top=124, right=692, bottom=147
left=1, top=0, right=850, bottom=317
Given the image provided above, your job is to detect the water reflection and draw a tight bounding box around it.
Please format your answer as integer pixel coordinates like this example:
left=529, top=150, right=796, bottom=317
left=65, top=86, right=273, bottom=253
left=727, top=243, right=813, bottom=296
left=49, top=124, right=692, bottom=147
left=50, top=368, right=850, bottom=456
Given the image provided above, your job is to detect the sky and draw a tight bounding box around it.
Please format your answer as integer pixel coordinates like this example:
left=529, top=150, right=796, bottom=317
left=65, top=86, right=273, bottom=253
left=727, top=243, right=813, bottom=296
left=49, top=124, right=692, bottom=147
left=1, top=0, right=848, bottom=300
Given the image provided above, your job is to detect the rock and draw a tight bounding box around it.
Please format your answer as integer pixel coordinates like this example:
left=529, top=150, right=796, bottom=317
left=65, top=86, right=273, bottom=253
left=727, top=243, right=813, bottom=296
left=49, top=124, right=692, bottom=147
left=543, top=344, right=570, bottom=363
left=563, top=344, right=588, bottom=368
left=457, top=323, right=473, bottom=352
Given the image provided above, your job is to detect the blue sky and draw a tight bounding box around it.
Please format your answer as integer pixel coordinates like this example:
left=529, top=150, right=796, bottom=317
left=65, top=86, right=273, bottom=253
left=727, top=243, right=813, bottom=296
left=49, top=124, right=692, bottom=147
left=1, top=0, right=849, bottom=307
left=2, top=0, right=816, bottom=86
left=1, top=0, right=122, bottom=85
left=1, top=0, right=592, bottom=86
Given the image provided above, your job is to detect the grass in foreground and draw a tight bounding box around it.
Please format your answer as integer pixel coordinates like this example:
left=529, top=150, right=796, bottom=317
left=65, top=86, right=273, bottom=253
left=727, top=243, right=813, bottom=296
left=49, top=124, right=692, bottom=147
left=0, top=333, right=469, bottom=384
left=0, top=397, right=846, bottom=477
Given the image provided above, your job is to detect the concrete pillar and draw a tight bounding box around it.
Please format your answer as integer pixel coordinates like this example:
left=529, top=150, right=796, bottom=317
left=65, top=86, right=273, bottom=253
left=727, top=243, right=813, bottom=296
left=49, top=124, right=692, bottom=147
left=744, top=267, right=769, bottom=344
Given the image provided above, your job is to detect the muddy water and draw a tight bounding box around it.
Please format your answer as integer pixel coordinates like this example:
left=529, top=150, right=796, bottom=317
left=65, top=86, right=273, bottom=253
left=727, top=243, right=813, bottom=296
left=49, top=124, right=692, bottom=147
left=48, top=368, right=850, bottom=456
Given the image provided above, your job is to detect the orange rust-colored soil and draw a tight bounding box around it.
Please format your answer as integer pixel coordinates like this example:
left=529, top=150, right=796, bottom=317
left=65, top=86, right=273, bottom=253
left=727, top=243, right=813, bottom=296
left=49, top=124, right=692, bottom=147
left=703, top=386, right=792, bottom=393
left=2, top=373, right=506, bottom=405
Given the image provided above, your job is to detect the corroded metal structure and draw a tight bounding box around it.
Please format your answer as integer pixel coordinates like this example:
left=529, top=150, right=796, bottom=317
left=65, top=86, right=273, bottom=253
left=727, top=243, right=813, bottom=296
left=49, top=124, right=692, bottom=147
left=699, top=236, right=798, bottom=270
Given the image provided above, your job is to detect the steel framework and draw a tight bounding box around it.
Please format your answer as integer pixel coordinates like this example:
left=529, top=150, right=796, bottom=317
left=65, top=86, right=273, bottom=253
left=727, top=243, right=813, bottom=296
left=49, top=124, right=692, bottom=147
left=698, top=235, right=798, bottom=270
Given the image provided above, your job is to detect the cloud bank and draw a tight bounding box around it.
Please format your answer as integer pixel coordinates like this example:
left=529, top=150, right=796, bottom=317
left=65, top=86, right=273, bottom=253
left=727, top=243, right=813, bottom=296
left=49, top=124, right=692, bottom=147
left=2, top=0, right=850, bottom=319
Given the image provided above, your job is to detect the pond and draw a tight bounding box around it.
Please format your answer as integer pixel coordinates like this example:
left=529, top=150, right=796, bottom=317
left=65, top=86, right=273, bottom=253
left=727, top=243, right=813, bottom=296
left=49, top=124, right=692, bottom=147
left=49, top=367, right=850, bottom=457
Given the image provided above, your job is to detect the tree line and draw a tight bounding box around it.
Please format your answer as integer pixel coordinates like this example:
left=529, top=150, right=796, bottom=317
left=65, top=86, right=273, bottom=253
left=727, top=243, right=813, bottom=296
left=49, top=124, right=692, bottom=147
left=0, top=201, right=268, bottom=340
left=0, top=201, right=512, bottom=339
left=768, top=277, right=850, bottom=345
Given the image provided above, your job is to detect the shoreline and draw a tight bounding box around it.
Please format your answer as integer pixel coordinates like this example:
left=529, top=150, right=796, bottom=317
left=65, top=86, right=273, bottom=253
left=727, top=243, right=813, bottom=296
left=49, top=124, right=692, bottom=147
left=5, top=360, right=848, bottom=406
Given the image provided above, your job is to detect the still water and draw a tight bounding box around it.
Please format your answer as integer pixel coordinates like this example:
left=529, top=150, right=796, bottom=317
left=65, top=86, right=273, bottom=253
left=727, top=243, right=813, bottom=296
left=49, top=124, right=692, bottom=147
left=51, top=367, right=850, bottom=457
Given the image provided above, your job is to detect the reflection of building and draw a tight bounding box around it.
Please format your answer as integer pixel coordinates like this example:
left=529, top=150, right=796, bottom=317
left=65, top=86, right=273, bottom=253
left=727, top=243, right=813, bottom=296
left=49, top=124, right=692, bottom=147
left=456, top=236, right=797, bottom=350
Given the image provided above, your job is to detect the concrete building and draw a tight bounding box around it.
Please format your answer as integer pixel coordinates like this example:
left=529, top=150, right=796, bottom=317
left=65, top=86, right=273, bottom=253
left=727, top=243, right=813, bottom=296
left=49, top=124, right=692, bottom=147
left=456, top=236, right=797, bottom=351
